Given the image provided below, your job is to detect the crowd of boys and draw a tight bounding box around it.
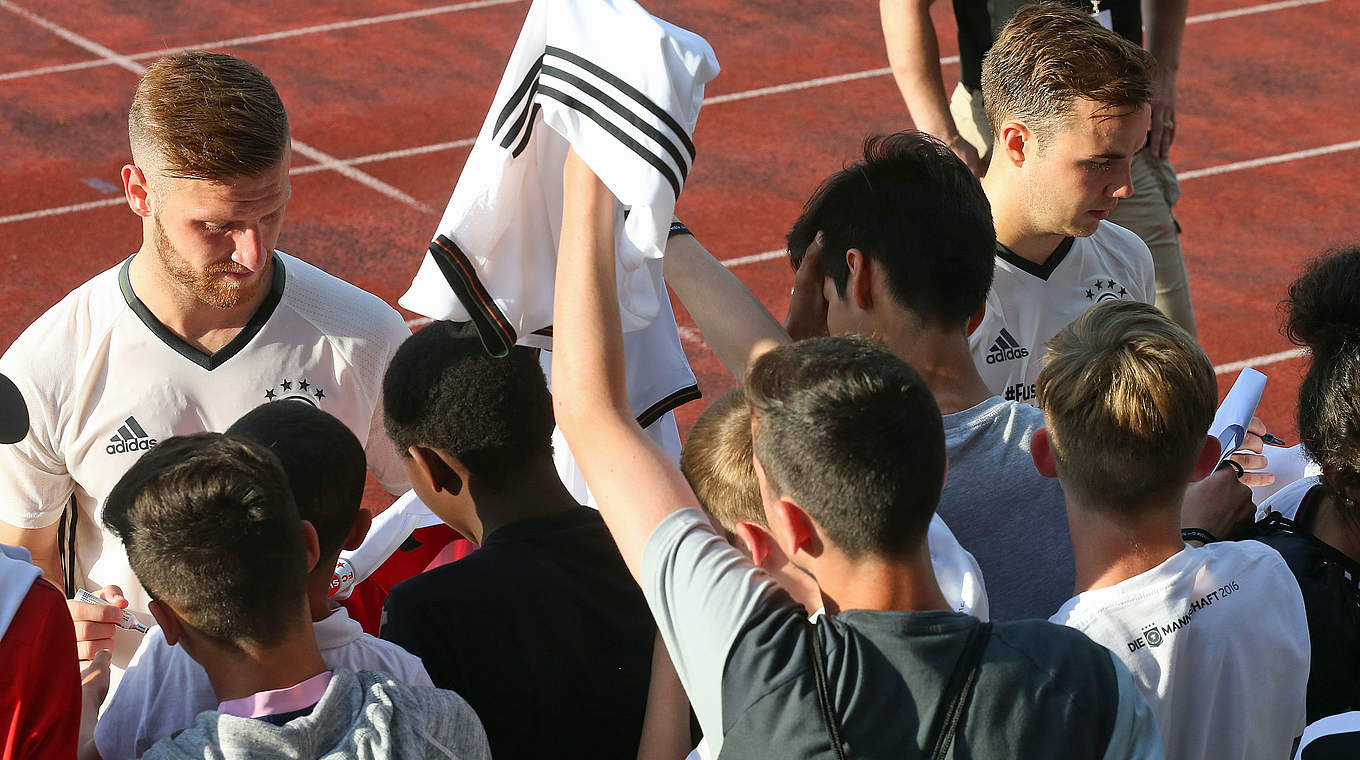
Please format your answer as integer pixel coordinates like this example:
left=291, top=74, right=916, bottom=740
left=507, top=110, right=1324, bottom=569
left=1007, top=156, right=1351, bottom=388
left=1, top=1, right=1356, bottom=759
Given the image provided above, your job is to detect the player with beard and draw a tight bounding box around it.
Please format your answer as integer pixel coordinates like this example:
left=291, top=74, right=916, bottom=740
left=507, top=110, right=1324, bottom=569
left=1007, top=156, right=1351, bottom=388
left=0, top=52, right=412, bottom=674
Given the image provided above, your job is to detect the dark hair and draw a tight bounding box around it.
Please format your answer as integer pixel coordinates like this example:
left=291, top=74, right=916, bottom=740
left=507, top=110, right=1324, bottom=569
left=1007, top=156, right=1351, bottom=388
left=1037, top=300, right=1217, bottom=514
left=130, top=51, right=289, bottom=180
left=383, top=321, right=554, bottom=489
left=982, top=2, right=1156, bottom=142
left=102, top=434, right=307, bottom=648
left=744, top=335, right=946, bottom=558
left=785, top=132, right=995, bottom=327
left=226, top=401, right=365, bottom=561
left=1285, top=247, right=1360, bottom=490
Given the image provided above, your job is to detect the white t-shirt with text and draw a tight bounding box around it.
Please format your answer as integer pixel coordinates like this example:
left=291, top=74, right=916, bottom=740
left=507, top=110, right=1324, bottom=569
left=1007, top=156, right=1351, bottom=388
left=1051, top=541, right=1309, bottom=760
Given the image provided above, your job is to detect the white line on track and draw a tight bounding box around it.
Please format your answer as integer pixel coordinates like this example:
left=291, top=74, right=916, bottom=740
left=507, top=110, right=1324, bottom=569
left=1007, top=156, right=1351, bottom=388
left=1213, top=348, right=1306, bottom=375
left=1185, top=0, right=1331, bottom=24
left=0, top=0, right=526, bottom=82
left=1177, top=140, right=1360, bottom=180
left=0, top=0, right=438, bottom=214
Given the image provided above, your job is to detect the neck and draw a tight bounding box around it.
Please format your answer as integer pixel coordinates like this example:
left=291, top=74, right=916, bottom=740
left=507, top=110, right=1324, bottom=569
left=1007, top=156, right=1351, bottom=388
left=981, top=171, right=1066, bottom=264
left=306, top=561, right=343, bottom=622
left=882, top=322, right=993, bottom=414
left=1066, top=493, right=1185, bottom=594
left=811, top=547, right=952, bottom=614
left=196, top=619, right=328, bottom=703
left=127, top=246, right=272, bottom=354
left=473, top=458, right=580, bottom=541
left=1312, top=493, right=1360, bottom=564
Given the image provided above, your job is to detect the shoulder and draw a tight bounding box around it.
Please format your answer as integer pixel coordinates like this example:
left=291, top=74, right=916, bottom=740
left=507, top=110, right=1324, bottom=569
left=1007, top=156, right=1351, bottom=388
left=1, top=263, right=125, bottom=397
left=353, top=670, right=490, bottom=748
left=332, top=632, right=432, bottom=685
left=1258, top=476, right=1321, bottom=521
left=1090, top=221, right=1151, bottom=260
left=274, top=252, right=411, bottom=354
left=989, top=618, right=1121, bottom=692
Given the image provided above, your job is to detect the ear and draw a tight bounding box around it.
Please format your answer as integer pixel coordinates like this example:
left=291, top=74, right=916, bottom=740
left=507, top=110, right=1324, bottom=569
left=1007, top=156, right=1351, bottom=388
left=733, top=521, right=775, bottom=568
left=770, top=499, right=821, bottom=558
left=997, top=121, right=1033, bottom=168
left=149, top=599, right=184, bottom=646
left=407, top=445, right=464, bottom=495
left=845, top=248, right=874, bottom=312
left=966, top=303, right=986, bottom=337
left=1031, top=427, right=1059, bottom=479
left=122, top=164, right=153, bottom=218
left=300, top=519, right=321, bottom=574
left=342, top=508, right=373, bottom=551
left=1189, top=435, right=1223, bottom=482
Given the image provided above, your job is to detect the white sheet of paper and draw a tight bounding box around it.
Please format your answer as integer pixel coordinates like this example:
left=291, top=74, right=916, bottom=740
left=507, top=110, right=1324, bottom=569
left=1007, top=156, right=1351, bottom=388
left=1209, top=367, right=1267, bottom=466
left=1248, top=443, right=1323, bottom=503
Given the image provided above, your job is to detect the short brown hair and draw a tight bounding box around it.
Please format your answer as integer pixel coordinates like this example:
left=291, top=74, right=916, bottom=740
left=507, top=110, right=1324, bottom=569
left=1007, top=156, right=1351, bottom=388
left=1036, top=301, right=1217, bottom=515
left=681, top=390, right=764, bottom=533
left=981, top=2, right=1155, bottom=142
left=129, top=51, right=289, bottom=180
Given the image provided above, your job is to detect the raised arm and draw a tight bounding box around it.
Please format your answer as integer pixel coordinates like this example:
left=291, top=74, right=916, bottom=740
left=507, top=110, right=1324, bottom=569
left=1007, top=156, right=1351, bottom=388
left=552, top=150, right=703, bottom=580
left=662, top=233, right=789, bottom=378
left=880, top=0, right=981, bottom=175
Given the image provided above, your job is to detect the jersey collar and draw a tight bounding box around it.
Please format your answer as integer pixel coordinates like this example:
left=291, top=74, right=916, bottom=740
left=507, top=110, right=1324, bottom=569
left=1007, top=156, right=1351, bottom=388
left=994, top=237, right=1076, bottom=281
left=118, top=254, right=286, bottom=371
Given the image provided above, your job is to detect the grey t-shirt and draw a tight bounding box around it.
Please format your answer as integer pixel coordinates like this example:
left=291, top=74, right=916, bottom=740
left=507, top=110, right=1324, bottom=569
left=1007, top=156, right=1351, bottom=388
left=642, top=508, right=1163, bottom=759
left=939, top=396, right=1074, bottom=619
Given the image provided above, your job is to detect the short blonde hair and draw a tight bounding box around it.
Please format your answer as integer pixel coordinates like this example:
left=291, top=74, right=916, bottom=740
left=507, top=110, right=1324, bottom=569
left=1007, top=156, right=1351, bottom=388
left=130, top=52, right=289, bottom=180
left=1037, top=301, right=1217, bottom=513
left=680, top=390, right=765, bottom=533
left=982, top=2, right=1155, bottom=143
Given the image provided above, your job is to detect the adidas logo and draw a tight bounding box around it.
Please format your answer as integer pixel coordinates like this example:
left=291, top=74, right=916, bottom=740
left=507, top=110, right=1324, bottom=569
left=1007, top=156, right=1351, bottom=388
left=106, top=416, right=157, bottom=455
left=985, top=328, right=1030, bottom=365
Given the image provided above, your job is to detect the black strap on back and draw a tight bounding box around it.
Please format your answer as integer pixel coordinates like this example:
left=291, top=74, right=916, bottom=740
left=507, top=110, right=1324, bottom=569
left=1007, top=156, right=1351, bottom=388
left=927, top=621, right=993, bottom=759
left=809, top=618, right=848, bottom=760
left=808, top=618, right=993, bottom=760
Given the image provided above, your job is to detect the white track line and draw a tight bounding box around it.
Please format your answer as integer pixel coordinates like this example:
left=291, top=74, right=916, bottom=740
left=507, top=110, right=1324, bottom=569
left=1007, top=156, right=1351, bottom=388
left=1178, top=140, right=1360, bottom=180
left=0, top=0, right=526, bottom=82
left=1213, top=348, right=1306, bottom=375
left=1186, top=0, right=1331, bottom=24
left=0, top=0, right=436, bottom=215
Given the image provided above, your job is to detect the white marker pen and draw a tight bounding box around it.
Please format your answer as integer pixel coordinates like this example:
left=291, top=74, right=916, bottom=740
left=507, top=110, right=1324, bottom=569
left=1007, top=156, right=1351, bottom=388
left=75, top=588, right=148, bottom=634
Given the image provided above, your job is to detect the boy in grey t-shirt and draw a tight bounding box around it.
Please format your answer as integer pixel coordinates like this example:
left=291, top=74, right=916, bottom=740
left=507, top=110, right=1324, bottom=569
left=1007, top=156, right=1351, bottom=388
left=553, top=144, right=1162, bottom=757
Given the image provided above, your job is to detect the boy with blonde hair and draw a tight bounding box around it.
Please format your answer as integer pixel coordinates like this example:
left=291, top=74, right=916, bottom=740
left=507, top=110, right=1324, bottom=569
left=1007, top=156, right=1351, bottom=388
left=1037, top=300, right=1309, bottom=759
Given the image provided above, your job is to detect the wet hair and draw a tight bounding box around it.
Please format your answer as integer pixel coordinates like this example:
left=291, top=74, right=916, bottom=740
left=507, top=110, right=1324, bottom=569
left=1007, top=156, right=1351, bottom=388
left=786, top=132, right=995, bottom=327
left=1037, top=300, right=1217, bottom=514
left=227, top=401, right=366, bottom=562
left=1285, top=247, right=1360, bottom=491
left=383, top=321, right=554, bottom=490
left=102, top=434, right=307, bottom=649
left=744, top=335, right=945, bottom=559
left=982, top=2, right=1155, bottom=144
left=130, top=51, right=289, bottom=180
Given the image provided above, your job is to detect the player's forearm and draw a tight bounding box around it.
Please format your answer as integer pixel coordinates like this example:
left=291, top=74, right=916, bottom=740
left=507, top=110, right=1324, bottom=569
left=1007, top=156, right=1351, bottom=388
left=635, top=632, right=693, bottom=760
left=552, top=150, right=632, bottom=431
left=1143, top=0, right=1187, bottom=74
left=880, top=0, right=956, bottom=138
left=662, top=234, right=790, bottom=379
left=0, top=520, right=63, bottom=584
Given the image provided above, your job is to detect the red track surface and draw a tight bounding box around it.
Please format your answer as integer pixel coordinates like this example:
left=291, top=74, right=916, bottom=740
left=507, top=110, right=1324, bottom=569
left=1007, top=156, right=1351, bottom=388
left=3, top=0, right=1357, bottom=510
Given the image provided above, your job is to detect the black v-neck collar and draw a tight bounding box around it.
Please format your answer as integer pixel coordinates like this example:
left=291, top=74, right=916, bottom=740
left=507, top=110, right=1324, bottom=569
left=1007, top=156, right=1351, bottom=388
left=995, top=237, right=1076, bottom=281
left=119, top=255, right=286, bottom=371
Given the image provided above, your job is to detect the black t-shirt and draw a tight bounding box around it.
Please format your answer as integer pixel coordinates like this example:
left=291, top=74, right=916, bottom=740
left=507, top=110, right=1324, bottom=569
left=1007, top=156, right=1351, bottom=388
left=1253, top=488, right=1360, bottom=723
left=953, top=0, right=1144, bottom=91
left=380, top=507, right=655, bottom=760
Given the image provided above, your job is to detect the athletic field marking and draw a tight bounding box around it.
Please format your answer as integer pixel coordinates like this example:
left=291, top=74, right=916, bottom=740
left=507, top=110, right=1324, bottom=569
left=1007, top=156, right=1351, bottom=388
left=1213, top=348, right=1306, bottom=375
left=0, top=0, right=1328, bottom=83
left=1177, top=140, right=1360, bottom=180
left=0, top=1, right=437, bottom=214
left=0, top=0, right=526, bottom=82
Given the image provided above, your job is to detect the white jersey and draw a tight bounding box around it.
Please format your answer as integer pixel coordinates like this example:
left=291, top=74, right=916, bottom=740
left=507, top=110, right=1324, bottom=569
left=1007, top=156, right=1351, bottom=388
left=0, top=252, right=411, bottom=663
left=970, top=221, right=1154, bottom=404
left=1051, top=541, right=1309, bottom=760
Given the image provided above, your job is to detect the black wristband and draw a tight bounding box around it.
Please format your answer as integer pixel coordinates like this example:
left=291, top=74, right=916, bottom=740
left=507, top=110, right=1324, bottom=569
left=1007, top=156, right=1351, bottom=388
left=1181, top=527, right=1216, bottom=545
left=668, top=220, right=692, bottom=240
